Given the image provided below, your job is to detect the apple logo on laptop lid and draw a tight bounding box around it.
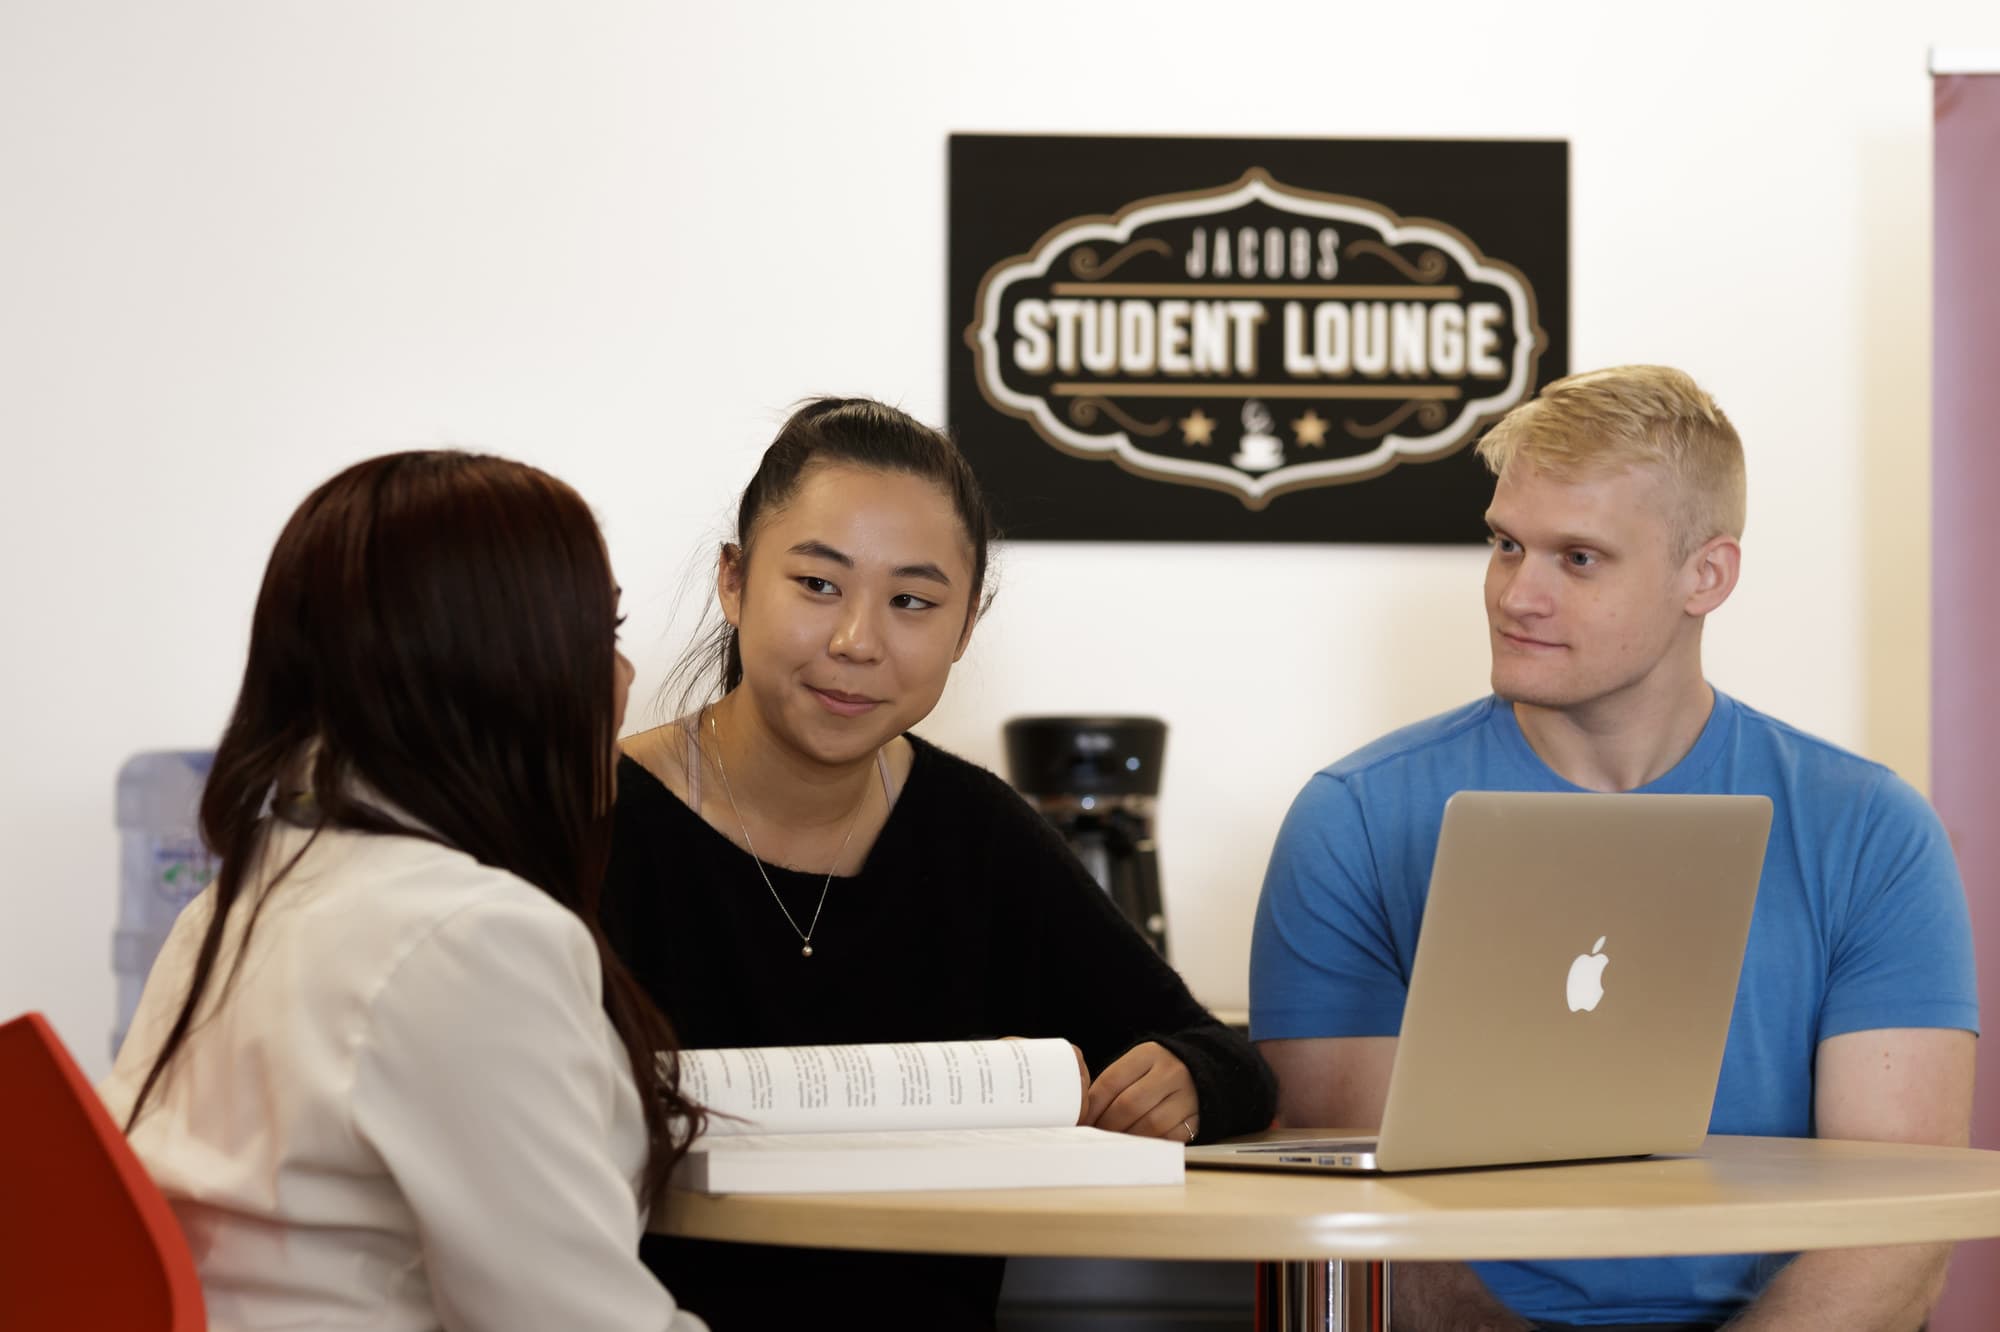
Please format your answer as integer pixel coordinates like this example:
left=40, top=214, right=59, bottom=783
left=1566, top=936, right=1609, bottom=1012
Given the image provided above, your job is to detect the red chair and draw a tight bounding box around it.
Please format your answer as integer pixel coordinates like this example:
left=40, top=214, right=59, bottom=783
left=0, top=1011, right=206, bottom=1331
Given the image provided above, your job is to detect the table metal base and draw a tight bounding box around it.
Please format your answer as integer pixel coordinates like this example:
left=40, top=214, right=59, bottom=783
left=1255, top=1260, right=1390, bottom=1331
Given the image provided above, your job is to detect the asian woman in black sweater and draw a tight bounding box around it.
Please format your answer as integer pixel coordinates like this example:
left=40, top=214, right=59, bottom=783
left=603, top=397, right=1274, bottom=1329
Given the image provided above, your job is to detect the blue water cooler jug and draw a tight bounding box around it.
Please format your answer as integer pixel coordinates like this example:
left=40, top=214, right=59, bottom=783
left=113, top=751, right=216, bottom=1059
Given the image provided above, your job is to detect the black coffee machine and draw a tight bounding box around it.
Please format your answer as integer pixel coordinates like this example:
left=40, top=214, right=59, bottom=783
left=1003, top=716, right=1169, bottom=958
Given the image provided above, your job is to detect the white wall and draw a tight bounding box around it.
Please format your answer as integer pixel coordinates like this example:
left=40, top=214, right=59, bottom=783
left=2, top=0, right=1982, bottom=1075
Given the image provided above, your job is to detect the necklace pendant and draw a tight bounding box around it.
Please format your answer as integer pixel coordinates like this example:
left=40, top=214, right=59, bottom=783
left=801, top=944, right=814, bottom=958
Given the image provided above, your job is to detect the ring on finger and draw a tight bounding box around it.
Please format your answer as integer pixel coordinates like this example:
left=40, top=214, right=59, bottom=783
left=1179, top=1116, right=1197, bottom=1142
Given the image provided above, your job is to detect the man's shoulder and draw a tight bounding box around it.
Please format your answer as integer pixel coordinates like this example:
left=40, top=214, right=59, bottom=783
left=1714, top=694, right=1948, bottom=846
left=1276, top=697, right=1515, bottom=840
left=1319, top=696, right=1509, bottom=783
left=1722, top=694, right=1907, bottom=799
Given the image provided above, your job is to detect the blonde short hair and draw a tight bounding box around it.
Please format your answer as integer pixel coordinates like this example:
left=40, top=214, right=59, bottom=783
left=1475, top=365, right=1746, bottom=560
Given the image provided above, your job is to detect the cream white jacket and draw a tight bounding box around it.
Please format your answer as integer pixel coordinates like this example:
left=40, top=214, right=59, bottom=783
left=100, top=820, right=707, bottom=1332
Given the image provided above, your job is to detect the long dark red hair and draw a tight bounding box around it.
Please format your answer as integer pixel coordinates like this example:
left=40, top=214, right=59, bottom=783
left=123, top=450, right=701, bottom=1204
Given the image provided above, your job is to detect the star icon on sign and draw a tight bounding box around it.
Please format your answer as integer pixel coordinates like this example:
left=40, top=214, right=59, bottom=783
left=1179, top=409, right=1216, bottom=446
left=1292, top=410, right=1331, bottom=447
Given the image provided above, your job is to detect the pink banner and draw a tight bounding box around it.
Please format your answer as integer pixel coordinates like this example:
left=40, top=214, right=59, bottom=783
left=1931, top=62, right=2000, bottom=1332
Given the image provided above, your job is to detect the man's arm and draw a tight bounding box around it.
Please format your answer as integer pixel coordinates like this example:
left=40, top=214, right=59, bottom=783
left=1259, top=1036, right=1534, bottom=1332
left=1723, top=1027, right=1975, bottom=1331
left=1263, top=1034, right=1396, bottom=1130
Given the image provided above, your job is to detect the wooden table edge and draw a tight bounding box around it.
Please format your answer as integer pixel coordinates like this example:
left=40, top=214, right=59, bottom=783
left=651, top=1134, right=2000, bottom=1263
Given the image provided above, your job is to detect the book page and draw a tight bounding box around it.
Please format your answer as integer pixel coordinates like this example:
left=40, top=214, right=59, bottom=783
left=675, top=1038, right=1083, bottom=1137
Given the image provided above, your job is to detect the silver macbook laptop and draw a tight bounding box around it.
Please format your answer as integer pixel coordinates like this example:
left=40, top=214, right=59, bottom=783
left=1193, top=790, right=1771, bottom=1174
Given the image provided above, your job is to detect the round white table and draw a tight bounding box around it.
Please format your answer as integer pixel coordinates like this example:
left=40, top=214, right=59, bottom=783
left=653, top=1133, right=2000, bottom=1329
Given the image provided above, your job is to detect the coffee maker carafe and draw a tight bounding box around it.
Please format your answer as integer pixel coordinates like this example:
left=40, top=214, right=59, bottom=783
left=1003, top=716, right=1169, bottom=958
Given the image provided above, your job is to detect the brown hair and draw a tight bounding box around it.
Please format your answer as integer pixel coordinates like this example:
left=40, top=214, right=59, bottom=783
left=123, top=450, right=701, bottom=1206
left=1476, top=365, right=1747, bottom=560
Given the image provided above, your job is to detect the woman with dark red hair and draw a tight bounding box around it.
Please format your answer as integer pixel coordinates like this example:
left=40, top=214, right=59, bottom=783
left=102, top=451, right=709, bottom=1331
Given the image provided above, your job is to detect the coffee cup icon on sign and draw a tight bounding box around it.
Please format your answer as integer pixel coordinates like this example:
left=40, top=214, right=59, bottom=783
left=1232, top=400, right=1284, bottom=472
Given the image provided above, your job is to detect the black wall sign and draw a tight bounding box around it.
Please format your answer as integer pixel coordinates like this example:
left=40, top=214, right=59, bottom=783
left=948, top=134, right=1568, bottom=543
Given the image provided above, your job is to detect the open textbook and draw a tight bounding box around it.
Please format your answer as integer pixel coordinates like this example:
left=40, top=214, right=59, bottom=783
left=668, top=1037, right=1185, bottom=1194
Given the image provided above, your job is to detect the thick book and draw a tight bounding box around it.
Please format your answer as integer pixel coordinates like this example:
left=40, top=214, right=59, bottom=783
left=668, top=1038, right=1185, bottom=1194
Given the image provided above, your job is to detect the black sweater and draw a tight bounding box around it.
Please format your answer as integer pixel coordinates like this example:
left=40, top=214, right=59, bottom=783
left=602, top=733, right=1274, bottom=1331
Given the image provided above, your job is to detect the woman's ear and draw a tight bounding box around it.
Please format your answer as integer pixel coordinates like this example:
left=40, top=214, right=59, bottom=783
left=717, top=542, right=746, bottom=628
left=952, top=602, right=981, bottom=663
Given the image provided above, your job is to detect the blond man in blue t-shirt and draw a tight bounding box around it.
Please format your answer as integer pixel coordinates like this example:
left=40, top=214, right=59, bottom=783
left=1252, top=365, right=1977, bottom=1332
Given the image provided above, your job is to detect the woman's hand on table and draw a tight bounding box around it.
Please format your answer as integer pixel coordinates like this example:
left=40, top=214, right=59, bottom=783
left=1081, top=1041, right=1199, bottom=1143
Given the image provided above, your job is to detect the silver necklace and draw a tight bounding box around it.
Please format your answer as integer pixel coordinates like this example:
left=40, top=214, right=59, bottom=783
left=707, top=708, right=871, bottom=958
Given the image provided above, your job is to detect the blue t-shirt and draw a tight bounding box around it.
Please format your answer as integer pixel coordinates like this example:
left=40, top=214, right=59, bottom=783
left=1250, top=690, right=1978, bottom=1327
